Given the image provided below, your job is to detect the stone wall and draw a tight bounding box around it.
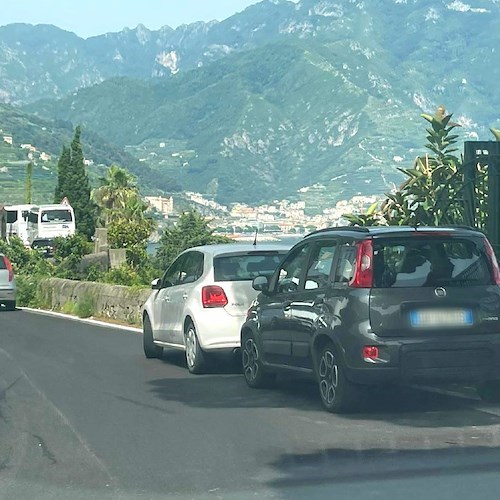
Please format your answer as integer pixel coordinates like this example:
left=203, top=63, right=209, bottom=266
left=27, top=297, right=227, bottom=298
left=38, top=278, right=151, bottom=325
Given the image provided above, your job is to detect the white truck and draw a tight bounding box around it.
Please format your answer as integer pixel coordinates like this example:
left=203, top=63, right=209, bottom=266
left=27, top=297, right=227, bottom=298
left=26, top=203, right=76, bottom=245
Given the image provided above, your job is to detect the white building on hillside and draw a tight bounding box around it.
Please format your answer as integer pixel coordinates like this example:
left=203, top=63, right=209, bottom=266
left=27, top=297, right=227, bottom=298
left=145, top=196, right=174, bottom=216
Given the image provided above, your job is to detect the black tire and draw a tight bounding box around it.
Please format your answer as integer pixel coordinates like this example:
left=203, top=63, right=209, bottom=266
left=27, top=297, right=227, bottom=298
left=477, top=381, right=500, bottom=403
left=143, top=315, right=163, bottom=359
left=241, top=330, right=275, bottom=388
left=316, top=344, right=361, bottom=413
left=4, top=301, right=16, bottom=311
left=184, top=321, right=206, bottom=374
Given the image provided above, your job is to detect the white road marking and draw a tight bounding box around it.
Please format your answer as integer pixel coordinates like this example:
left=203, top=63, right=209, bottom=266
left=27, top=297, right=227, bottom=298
left=19, top=307, right=142, bottom=333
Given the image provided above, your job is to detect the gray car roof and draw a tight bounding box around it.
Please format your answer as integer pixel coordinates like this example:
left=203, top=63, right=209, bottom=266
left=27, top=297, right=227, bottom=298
left=305, top=225, right=484, bottom=239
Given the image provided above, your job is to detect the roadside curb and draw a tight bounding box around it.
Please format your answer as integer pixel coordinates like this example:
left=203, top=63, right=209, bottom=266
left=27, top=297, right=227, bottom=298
left=19, top=307, right=142, bottom=333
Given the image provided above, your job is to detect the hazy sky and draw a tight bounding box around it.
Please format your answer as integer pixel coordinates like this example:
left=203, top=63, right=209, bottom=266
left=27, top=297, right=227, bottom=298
left=0, top=0, right=263, bottom=38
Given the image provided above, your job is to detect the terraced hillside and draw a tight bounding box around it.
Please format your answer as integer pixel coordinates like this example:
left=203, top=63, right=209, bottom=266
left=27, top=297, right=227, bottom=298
left=0, top=104, right=182, bottom=205
left=0, top=130, right=58, bottom=205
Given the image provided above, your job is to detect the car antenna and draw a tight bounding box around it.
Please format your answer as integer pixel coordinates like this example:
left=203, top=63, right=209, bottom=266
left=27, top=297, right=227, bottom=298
left=253, top=228, right=258, bottom=246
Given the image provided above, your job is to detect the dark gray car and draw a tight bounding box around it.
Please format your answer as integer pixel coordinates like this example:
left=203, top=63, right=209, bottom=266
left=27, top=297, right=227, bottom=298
left=241, top=226, right=500, bottom=412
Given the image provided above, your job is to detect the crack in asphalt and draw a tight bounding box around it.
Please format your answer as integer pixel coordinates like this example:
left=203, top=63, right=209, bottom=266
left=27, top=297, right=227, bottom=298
left=31, top=434, right=57, bottom=465
left=0, top=346, right=116, bottom=487
left=105, top=393, right=174, bottom=414
left=0, top=376, right=23, bottom=423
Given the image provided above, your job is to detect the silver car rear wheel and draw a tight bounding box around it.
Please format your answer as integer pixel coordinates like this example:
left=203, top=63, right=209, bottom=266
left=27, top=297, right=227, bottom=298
left=143, top=315, right=163, bottom=359
left=184, top=322, right=206, bottom=374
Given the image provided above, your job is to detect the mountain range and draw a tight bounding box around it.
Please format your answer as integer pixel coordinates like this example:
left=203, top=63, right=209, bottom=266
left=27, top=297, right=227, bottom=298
left=1, top=0, right=499, bottom=208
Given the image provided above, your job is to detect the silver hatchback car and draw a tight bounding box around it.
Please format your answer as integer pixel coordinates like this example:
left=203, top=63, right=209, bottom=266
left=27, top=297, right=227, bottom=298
left=0, top=254, right=16, bottom=310
left=142, top=243, right=290, bottom=373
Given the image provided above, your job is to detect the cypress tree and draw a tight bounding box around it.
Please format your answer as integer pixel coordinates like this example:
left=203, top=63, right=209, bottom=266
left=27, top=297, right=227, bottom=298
left=54, top=145, right=70, bottom=203
left=25, top=161, right=33, bottom=203
left=55, top=127, right=97, bottom=239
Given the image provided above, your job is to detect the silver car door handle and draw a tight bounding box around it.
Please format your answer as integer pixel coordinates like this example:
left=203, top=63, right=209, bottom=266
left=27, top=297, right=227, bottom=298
left=182, top=294, right=188, bottom=300
left=163, top=296, right=170, bottom=302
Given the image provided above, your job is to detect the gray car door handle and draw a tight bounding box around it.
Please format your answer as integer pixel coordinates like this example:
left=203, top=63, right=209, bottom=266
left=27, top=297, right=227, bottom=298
left=182, top=294, right=188, bottom=300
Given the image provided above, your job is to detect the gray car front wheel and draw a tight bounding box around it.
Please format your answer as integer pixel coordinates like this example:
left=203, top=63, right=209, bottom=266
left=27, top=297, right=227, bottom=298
left=241, top=331, right=275, bottom=388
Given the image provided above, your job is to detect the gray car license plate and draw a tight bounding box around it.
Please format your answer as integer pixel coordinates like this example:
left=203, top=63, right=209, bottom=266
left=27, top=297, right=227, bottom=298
left=410, top=309, right=473, bottom=328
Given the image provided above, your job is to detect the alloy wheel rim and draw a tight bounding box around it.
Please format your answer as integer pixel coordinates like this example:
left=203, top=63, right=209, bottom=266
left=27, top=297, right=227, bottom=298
left=318, top=350, right=339, bottom=406
left=242, top=338, right=259, bottom=382
left=185, top=327, right=196, bottom=368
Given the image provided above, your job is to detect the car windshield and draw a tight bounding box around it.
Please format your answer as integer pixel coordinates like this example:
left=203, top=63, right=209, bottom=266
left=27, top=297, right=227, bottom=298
left=373, top=237, right=493, bottom=288
left=214, top=252, right=285, bottom=281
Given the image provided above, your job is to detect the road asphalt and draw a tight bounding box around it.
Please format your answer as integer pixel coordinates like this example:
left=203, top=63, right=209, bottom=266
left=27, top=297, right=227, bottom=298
left=2, top=308, right=500, bottom=499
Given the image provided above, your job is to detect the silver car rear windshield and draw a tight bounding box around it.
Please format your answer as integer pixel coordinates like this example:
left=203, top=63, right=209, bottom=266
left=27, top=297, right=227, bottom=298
left=214, top=252, right=285, bottom=282
left=373, top=237, right=493, bottom=288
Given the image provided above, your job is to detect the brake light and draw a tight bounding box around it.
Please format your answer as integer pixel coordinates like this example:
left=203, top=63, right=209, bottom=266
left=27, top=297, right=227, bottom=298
left=3, top=256, right=13, bottom=282
left=350, top=240, right=373, bottom=288
left=363, top=346, right=379, bottom=361
left=202, top=286, right=228, bottom=308
left=484, top=238, right=500, bottom=285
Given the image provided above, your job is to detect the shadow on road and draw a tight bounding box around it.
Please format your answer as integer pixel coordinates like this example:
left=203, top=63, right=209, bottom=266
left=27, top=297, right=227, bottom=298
left=159, top=349, right=242, bottom=375
left=149, top=372, right=323, bottom=412
left=342, top=385, right=500, bottom=428
left=149, top=364, right=500, bottom=426
left=266, top=445, right=500, bottom=493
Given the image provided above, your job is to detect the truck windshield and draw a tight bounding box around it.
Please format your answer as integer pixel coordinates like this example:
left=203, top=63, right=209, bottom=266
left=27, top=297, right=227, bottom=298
left=41, top=210, right=73, bottom=223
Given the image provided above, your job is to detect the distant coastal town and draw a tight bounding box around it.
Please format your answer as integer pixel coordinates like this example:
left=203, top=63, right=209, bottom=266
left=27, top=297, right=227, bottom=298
left=146, top=192, right=380, bottom=241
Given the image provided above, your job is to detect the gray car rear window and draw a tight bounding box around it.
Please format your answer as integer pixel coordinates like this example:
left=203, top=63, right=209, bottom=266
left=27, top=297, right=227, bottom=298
left=214, top=252, right=285, bottom=282
left=373, top=237, right=492, bottom=288
left=0, top=257, right=6, bottom=269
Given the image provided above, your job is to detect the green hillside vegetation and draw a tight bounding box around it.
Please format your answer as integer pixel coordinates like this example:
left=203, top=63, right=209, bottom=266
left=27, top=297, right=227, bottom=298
left=8, top=0, right=499, bottom=207
left=0, top=104, right=181, bottom=204
left=29, top=41, right=422, bottom=206
left=0, top=148, right=56, bottom=205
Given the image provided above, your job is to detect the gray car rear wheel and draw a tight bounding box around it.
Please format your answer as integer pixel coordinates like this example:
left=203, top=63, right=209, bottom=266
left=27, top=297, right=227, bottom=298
left=317, top=344, right=361, bottom=413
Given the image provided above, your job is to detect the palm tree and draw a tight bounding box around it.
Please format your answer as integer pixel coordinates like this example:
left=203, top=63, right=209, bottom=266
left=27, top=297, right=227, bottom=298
left=91, top=165, right=141, bottom=226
